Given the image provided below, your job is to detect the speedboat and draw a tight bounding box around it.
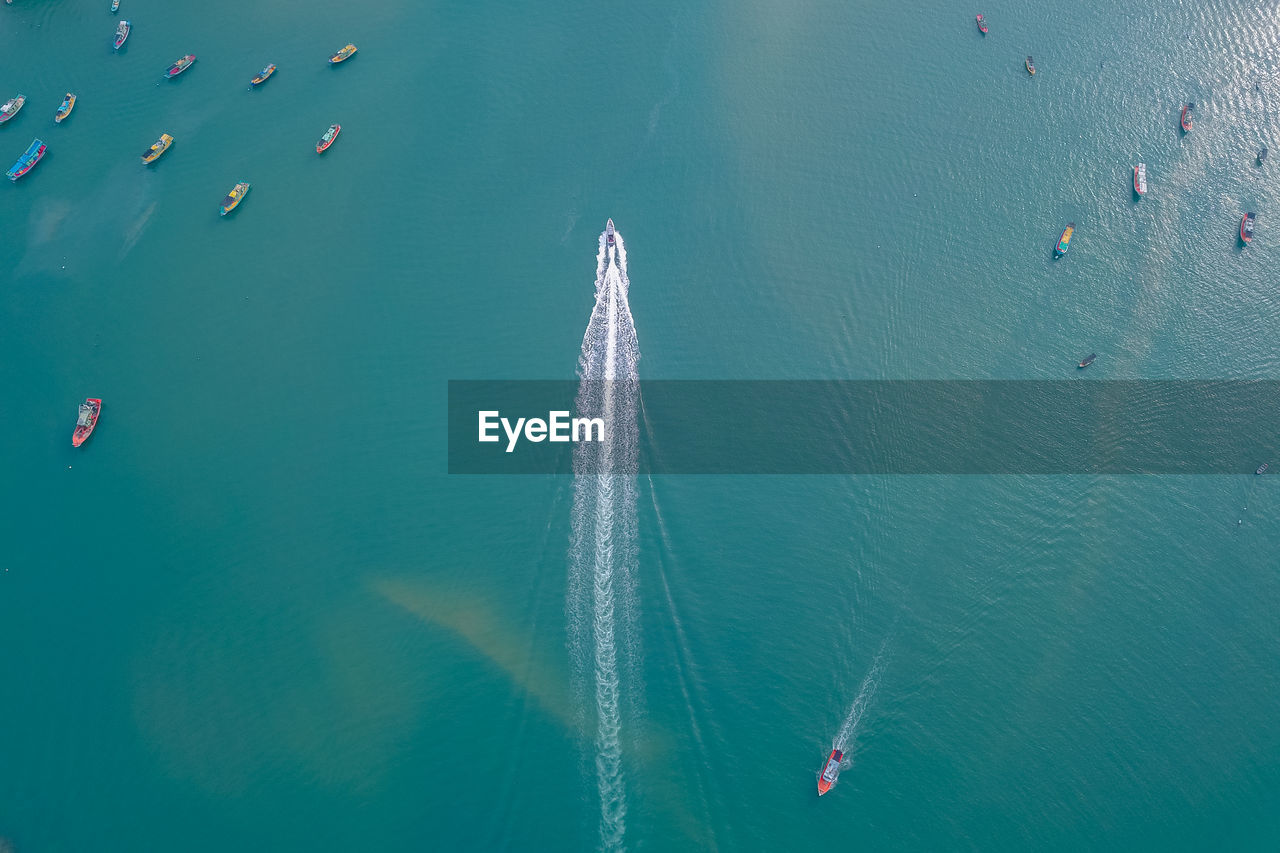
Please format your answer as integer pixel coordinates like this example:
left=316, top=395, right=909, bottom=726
left=976, top=14, right=987, bottom=34
left=1241, top=212, right=1255, bottom=243
left=1078, top=353, right=1097, bottom=368
left=221, top=182, right=251, bottom=216
left=141, top=133, right=173, bottom=164
left=7, top=138, right=46, bottom=181
left=1133, top=163, right=1147, bottom=195
left=606, top=218, right=616, bottom=246
left=329, top=43, right=357, bottom=64
left=114, top=20, right=130, bottom=50
left=1055, top=222, right=1075, bottom=257
left=1181, top=103, right=1193, bottom=132
left=817, top=749, right=843, bottom=796
left=316, top=124, right=341, bottom=153
left=165, top=55, right=196, bottom=77
left=55, top=93, right=77, bottom=123
left=1026, top=56, right=1035, bottom=75
left=0, top=95, right=26, bottom=124
left=73, top=398, right=102, bottom=447
left=251, top=64, right=276, bottom=87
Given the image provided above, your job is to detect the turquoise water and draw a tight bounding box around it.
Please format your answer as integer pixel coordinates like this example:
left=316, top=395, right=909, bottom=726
left=3, top=0, right=1280, bottom=849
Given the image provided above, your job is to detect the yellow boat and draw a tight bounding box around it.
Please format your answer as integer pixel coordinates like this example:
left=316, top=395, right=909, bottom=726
left=329, top=43, right=357, bottom=64
left=220, top=182, right=251, bottom=216
left=54, top=93, right=76, bottom=123
left=141, top=133, right=173, bottom=164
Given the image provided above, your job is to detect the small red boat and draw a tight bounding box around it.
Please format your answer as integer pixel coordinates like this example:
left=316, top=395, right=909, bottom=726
left=1181, top=103, right=1193, bottom=132
left=316, top=123, right=341, bottom=153
left=72, top=398, right=102, bottom=447
left=1241, top=212, right=1255, bottom=243
left=975, top=14, right=988, bottom=34
left=817, top=748, right=843, bottom=796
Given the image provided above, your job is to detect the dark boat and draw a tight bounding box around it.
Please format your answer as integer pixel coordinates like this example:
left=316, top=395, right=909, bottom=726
left=72, top=398, right=102, bottom=447
left=114, top=19, right=130, bottom=50
left=165, top=55, right=196, bottom=78
left=1026, top=56, right=1035, bottom=75
left=1259, top=147, right=1268, bottom=165
left=1257, top=462, right=1270, bottom=475
left=1078, top=353, right=1096, bottom=368
left=1181, top=103, right=1193, bottom=132
left=606, top=218, right=616, bottom=246
left=975, top=14, right=987, bottom=34
left=1241, top=212, right=1255, bottom=243
left=817, top=748, right=843, bottom=796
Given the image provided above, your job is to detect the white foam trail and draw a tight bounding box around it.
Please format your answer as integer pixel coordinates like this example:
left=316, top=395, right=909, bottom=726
left=834, top=641, right=888, bottom=754
left=567, top=225, right=641, bottom=851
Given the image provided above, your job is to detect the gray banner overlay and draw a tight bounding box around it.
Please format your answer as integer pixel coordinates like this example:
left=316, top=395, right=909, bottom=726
left=447, top=381, right=1280, bottom=474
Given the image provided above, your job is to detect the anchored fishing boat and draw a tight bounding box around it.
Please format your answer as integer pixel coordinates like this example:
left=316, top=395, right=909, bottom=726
left=0, top=95, right=26, bottom=124
left=141, top=133, right=173, bottom=164
left=114, top=20, right=130, bottom=50
left=817, top=749, right=843, bottom=796
left=7, top=138, right=46, bottom=181
left=1181, top=103, right=1193, bottom=132
left=72, top=398, right=102, bottom=447
left=1241, top=212, right=1255, bottom=243
left=316, top=124, right=341, bottom=153
left=1054, top=222, right=1075, bottom=257
left=251, top=64, right=276, bottom=87
left=975, top=14, right=987, bottom=34
left=329, top=43, right=357, bottom=64
left=1026, top=56, right=1035, bottom=75
left=165, top=55, right=196, bottom=78
left=1134, top=163, right=1147, bottom=195
left=54, top=93, right=76, bottom=124
left=220, top=181, right=251, bottom=216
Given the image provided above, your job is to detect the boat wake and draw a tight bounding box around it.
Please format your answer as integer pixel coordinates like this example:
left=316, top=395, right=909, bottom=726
left=567, top=222, right=641, bottom=851
left=833, top=640, right=888, bottom=755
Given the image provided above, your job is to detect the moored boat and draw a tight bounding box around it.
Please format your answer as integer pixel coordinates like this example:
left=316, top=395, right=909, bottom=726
left=7, top=138, right=46, bottom=181
left=975, top=14, right=987, bottom=34
left=1054, top=222, right=1075, bottom=257
left=1258, top=462, right=1270, bottom=475
left=329, top=43, right=358, bottom=63
left=817, top=749, right=843, bottom=796
left=165, top=55, right=196, bottom=78
left=1026, top=56, right=1035, bottom=75
left=54, top=93, right=77, bottom=124
left=1078, top=353, right=1097, bottom=368
left=1241, top=212, right=1255, bottom=243
left=114, top=20, right=130, bottom=50
left=316, top=123, right=341, bottom=153
left=220, top=181, right=251, bottom=216
left=141, top=133, right=173, bottom=164
left=1133, top=163, right=1147, bottom=195
left=1181, top=103, right=1193, bottom=132
left=72, top=398, right=102, bottom=447
left=0, top=95, right=26, bottom=124
left=251, top=64, right=277, bottom=87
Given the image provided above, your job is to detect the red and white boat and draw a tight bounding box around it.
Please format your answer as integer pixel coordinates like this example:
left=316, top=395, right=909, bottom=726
left=72, top=398, right=102, bottom=447
left=1133, top=163, right=1147, bottom=195
left=817, top=748, right=843, bottom=796
left=975, top=14, right=988, bottom=34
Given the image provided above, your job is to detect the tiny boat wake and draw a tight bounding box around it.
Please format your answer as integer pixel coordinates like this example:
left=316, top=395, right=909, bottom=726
left=833, top=640, right=889, bottom=755
left=567, top=221, right=641, bottom=851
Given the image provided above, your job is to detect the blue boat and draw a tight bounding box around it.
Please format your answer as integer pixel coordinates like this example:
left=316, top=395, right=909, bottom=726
left=7, top=138, right=47, bottom=181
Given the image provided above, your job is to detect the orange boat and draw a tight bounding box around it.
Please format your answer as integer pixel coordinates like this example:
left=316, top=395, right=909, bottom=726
left=329, top=43, right=357, bottom=64
left=1181, top=103, right=1193, bottom=132
left=817, top=748, right=842, bottom=796
left=72, top=398, right=102, bottom=447
left=1241, top=212, right=1255, bottom=243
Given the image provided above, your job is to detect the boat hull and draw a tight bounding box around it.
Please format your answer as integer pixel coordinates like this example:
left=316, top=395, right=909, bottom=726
left=1133, top=164, right=1146, bottom=195
left=114, top=21, right=130, bottom=49
left=55, top=94, right=76, bottom=123
left=166, top=55, right=196, bottom=78
left=329, top=44, right=358, bottom=63
left=72, top=398, right=102, bottom=447
left=0, top=95, right=26, bottom=124
left=817, top=748, right=843, bottom=796
left=1180, top=104, right=1193, bottom=132
left=7, top=138, right=46, bottom=181
left=1241, top=213, right=1255, bottom=243
left=1026, top=56, right=1035, bottom=75
left=976, top=15, right=987, bottom=34
left=1054, top=223, right=1075, bottom=257
left=316, top=124, right=341, bottom=153
left=142, top=133, right=173, bottom=164
left=220, top=182, right=251, bottom=216
left=251, top=65, right=276, bottom=86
